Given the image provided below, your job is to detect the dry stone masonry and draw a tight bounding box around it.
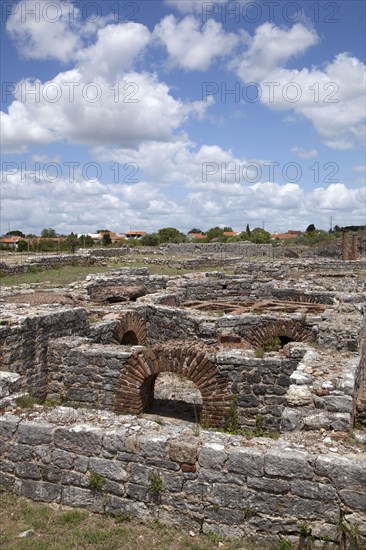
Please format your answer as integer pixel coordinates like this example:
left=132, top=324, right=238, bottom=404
left=0, top=255, right=365, bottom=548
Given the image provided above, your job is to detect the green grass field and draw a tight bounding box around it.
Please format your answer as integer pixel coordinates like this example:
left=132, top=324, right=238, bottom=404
left=0, top=492, right=263, bottom=550
left=0, top=261, right=234, bottom=287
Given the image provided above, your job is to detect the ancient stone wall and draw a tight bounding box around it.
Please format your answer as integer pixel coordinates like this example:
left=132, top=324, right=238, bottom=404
left=165, top=243, right=273, bottom=257
left=0, top=309, right=88, bottom=398
left=1, top=414, right=365, bottom=548
left=44, top=333, right=355, bottom=433
left=81, top=247, right=129, bottom=257
left=0, top=255, right=97, bottom=276
left=85, top=269, right=168, bottom=302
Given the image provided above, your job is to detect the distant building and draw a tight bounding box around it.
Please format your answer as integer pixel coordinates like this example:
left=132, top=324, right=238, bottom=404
left=77, top=233, right=102, bottom=241
left=123, top=231, right=146, bottom=240
left=187, top=233, right=206, bottom=241
left=0, top=235, right=22, bottom=249
left=271, top=230, right=302, bottom=240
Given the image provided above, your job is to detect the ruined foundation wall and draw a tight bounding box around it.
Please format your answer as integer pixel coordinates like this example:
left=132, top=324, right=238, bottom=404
left=0, top=309, right=89, bottom=398
left=0, top=415, right=365, bottom=547
left=0, top=255, right=97, bottom=276
left=165, top=242, right=273, bottom=257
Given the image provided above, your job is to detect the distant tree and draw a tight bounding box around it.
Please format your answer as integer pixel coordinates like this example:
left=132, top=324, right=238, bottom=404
left=101, top=233, right=112, bottom=247
left=188, top=228, right=204, bottom=234
left=246, top=224, right=251, bottom=237
left=66, top=233, right=78, bottom=253
left=125, top=238, right=140, bottom=247
left=6, top=230, right=25, bottom=237
left=158, top=227, right=185, bottom=243
left=250, top=228, right=271, bottom=244
left=41, top=228, right=57, bottom=238
left=140, top=233, right=160, bottom=246
left=223, top=226, right=233, bottom=232
left=306, top=224, right=316, bottom=233
left=96, top=229, right=111, bottom=233
left=38, top=239, right=58, bottom=252
left=17, top=239, right=28, bottom=252
left=78, top=235, right=94, bottom=247
left=206, top=226, right=224, bottom=241
left=226, top=235, right=241, bottom=242
left=25, top=233, right=37, bottom=238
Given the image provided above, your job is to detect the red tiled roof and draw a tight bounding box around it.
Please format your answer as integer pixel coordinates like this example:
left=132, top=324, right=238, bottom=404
left=189, top=233, right=206, bottom=239
left=0, top=236, right=22, bottom=243
left=223, top=231, right=239, bottom=237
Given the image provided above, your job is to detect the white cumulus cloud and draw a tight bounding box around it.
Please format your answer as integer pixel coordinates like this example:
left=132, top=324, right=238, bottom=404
left=154, top=15, right=239, bottom=71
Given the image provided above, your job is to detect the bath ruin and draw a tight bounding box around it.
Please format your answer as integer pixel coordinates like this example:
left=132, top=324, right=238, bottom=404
left=0, top=255, right=365, bottom=548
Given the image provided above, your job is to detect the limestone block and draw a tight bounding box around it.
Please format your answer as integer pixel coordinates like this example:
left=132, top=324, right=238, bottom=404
left=18, top=422, right=53, bottom=446
left=16, top=479, right=61, bottom=503
left=0, top=415, right=20, bottom=440
left=53, top=426, right=103, bottom=456
left=62, top=486, right=104, bottom=512
left=169, top=438, right=200, bottom=465
left=15, top=462, right=41, bottom=480
left=291, top=479, right=337, bottom=501
left=340, top=490, right=366, bottom=512
left=52, top=449, right=75, bottom=469
left=103, top=430, right=127, bottom=453
left=227, top=448, right=264, bottom=477
left=285, top=385, right=313, bottom=406
left=8, top=443, right=33, bottom=462
left=89, top=457, right=128, bottom=482
left=264, top=450, right=313, bottom=479
left=105, top=495, right=156, bottom=520
left=315, top=455, right=366, bottom=491
left=137, top=433, right=169, bottom=459
left=198, top=443, right=226, bottom=470
left=247, top=476, right=289, bottom=494
left=281, top=408, right=305, bottom=431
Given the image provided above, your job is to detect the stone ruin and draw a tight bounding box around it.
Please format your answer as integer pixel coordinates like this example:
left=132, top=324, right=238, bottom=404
left=0, top=257, right=365, bottom=548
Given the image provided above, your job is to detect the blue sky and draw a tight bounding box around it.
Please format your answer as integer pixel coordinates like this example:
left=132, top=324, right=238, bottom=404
left=1, top=0, right=365, bottom=235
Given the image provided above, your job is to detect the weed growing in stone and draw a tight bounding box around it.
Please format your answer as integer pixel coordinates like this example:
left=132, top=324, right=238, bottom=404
left=43, top=398, right=63, bottom=408
left=337, top=512, right=364, bottom=549
left=193, top=404, right=201, bottom=436
left=227, top=395, right=238, bottom=433
left=15, top=395, right=39, bottom=408
left=88, top=471, right=105, bottom=491
left=244, top=507, right=257, bottom=519
left=299, top=521, right=315, bottom=543
left=149, top=472, right=163, bottom=497
left=255, top=347, right=265, bottom=358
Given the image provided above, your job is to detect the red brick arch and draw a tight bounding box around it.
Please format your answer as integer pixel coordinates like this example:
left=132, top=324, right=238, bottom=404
left=112, top=311, right=147, bottom=345
left=115, top=341, right=231, bottom=428
left=244, top=319, right=313, bottom=348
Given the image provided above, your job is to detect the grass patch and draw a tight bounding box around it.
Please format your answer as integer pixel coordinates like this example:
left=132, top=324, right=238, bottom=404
left=15, top=395, right=39, bottom=409
left=0, top=258, right=236, bottom=287
left=0, top=264, right=129, bottom=287
left=0, top=492, right=266, bottom=550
